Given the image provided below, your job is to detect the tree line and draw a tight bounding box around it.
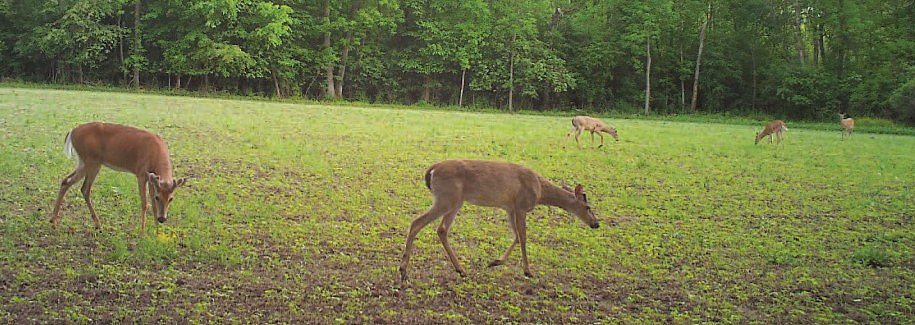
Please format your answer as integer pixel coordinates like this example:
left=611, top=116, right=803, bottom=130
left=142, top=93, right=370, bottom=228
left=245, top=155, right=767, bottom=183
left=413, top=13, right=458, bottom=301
left=1, top=0, right=913, bottom=123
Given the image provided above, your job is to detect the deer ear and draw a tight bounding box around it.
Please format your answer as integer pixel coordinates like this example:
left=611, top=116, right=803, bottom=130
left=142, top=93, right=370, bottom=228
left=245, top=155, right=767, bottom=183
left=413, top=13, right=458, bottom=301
left=574, top=184, right=584, bottom=197
left=147, top=173, right=160, bottom=188
left=175, top=178, right=187, bottom=188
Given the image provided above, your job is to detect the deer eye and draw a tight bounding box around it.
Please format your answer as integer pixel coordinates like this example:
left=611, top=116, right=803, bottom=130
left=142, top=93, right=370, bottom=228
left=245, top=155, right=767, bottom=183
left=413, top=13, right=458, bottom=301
left=168, top=197, right=173, bottom=203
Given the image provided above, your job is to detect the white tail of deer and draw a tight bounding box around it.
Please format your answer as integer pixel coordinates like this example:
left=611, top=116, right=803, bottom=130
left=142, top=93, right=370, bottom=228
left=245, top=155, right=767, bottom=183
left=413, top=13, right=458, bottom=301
left=754, top=120, right=787, bottom=145
left=399, top=160, right=599, bottom=282
left=567, top=116, right=618, bottom=148
left=839, top=113, right=854, bottom=139
left=50, top=122, right=186, bottom=232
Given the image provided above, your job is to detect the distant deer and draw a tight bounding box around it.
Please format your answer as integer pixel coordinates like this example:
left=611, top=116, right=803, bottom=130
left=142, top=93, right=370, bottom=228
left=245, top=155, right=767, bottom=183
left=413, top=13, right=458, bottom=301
left=399, top=160, right=599, bottom=281
left=50, top=122, right=187, bottom=232
left=755, top=120, right=787, bottom=145
left=567, top=116, right=618, bottom=148
left=839, top=113, right=854, bottom=139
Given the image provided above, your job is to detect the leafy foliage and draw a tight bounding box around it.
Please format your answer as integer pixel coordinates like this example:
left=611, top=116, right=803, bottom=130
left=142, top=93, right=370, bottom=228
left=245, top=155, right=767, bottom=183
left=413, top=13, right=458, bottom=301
left=0, top=0, right=913, bottom=123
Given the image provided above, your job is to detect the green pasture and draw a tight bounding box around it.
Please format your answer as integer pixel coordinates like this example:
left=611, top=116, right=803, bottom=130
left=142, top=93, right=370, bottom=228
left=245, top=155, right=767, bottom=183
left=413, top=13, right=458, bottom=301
left=1, top=88, right=913, bottom=323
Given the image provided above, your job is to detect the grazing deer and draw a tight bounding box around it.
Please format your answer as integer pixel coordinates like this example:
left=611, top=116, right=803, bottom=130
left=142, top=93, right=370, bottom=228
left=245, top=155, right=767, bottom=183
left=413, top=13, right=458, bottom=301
left=399, top=160, right=599, bottom=282
left=754, top=120, right=788, bottom=145
left=567, top=116, right=618, bottom=148
left=50, top=122, right=187, bottom=232
left=839, top=113, right=854, bottom=139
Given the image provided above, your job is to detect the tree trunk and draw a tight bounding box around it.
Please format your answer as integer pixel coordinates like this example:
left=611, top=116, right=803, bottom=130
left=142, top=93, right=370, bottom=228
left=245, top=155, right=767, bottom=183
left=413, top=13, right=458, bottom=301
left=680, top=39, right=685, bottom=109
left=459, top=69, right=466, bottom=107
left=690, top=5, right=710, bottom=112
left=421, top=75, right=431, bottom=102
left=836, top=0, right=848, bottom=111
left=793, top=0, right=805, bottom=64
left=644, top=36, right=651, bottom=115
left=751, top=43, right=757, bottom=110
left=335, top=31, right=353, bottom=98
left=131, top=0, right=140, bottom=88
left=508, top=33, right=516, bottom=112
left=323, top=0, right=335, bottom=99
left=118, top=14, right=125, bottom=81
left=176, top=73, right=181, bottom=89
left=812, top=23, right=820, bottom=65
left=272, top=68, right=281, bottom=97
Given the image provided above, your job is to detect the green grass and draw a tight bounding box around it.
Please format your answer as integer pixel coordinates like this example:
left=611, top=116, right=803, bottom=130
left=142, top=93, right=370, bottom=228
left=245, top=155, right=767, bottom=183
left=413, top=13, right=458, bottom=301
left=1, top=87, right=914, bottom=323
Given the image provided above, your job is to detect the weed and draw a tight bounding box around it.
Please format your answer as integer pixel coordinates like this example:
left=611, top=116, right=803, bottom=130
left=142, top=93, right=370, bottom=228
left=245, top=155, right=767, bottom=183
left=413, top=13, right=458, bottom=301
left=852, top=247, right=895, bottom=267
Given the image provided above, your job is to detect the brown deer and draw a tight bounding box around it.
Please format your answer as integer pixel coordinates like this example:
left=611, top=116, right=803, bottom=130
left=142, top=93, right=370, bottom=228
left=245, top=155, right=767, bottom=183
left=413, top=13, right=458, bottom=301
left=839, top=113, right=854, bottom=139
left=567, top=115, right=619, bottom=148
left=50, top=122, right=187, bottom=232
left=754, top=120, right=787, bottom=145
left=399, top=160, right=599, bottom=282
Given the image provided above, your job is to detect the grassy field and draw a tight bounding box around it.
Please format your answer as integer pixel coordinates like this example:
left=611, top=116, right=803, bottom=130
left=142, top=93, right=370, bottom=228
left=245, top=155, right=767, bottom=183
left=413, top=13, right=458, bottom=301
left=1, top=87, right=914, bottom=323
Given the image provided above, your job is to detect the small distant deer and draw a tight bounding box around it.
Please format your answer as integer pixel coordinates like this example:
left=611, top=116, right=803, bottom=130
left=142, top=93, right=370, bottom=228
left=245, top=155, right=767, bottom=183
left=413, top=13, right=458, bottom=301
left=50, top=122, right=187, bottom=232
left=839, top=113, right=854, bottom=139
left=399, top=160, right=599, bottom=281
left=754, top=120, right=787, bottom=145
left=567, top=116, right=618, bottom=148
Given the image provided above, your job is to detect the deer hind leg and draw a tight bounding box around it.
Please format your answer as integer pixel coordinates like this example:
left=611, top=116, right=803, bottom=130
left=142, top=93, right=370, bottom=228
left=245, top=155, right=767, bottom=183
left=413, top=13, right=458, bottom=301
left=574, top=129, right=582, bottom=147
left=400, top=198, right=461, bottom=282
left=50, top=160, right=88, bottom=226
left=488, top=210, right=519, bottom=268
left=80, top=163, right=102, bottom=229
left=436, top=204, right=466, bottom=277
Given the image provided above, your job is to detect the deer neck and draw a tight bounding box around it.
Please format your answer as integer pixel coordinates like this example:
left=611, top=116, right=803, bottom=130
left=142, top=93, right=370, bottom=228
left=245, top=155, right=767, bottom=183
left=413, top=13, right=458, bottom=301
left=147, top=150, right=174, bottom=182
left=538, top=180, right=578, bottom=210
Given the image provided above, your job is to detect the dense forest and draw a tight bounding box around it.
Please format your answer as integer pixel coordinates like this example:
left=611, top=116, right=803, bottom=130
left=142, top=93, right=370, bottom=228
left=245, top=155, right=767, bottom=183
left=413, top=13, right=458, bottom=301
left=1, top=0, right=913, bottom=122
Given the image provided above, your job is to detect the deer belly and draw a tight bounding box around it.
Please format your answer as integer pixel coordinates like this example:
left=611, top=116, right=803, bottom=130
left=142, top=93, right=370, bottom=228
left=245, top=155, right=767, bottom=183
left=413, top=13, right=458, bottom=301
left=102, top=162, right=131, bottom=173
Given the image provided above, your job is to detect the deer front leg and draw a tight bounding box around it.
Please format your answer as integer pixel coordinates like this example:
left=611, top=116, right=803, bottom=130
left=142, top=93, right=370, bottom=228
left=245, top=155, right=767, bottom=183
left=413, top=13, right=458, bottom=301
left=437, top=206, right=466, bottom=277
left=136, top=176, right=149, bottom=233
left=597, top=132, right=605, bottom=148
left=489, top=210, right=519, bottom=267
left=515, top=211, right=533, bottom=277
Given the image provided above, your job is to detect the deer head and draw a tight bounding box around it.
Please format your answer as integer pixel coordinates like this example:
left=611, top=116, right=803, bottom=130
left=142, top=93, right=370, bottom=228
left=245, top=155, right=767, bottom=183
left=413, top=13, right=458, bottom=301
left=148, top=173, right=187, bottom=223
left=562, top=184, right=599, bottom=229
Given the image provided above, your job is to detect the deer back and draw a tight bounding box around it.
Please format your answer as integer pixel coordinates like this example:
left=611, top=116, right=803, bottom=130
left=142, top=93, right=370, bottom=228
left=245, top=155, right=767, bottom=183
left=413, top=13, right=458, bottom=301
left=70, top=122, right=172, bottom=177
left=426, top=160, right=542, bottom=210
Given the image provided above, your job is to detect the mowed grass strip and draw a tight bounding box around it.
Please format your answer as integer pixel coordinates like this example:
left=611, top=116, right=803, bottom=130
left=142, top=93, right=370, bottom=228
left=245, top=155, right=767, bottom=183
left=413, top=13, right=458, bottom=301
left=1, top=87, right=913, bottom=323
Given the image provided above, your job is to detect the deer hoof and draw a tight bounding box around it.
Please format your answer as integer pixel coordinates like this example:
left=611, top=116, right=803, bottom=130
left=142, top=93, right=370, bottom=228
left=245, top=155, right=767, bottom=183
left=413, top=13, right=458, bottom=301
left=524, top=271, right=534, bottom=278
left=488, top=260, right=504, bottom=267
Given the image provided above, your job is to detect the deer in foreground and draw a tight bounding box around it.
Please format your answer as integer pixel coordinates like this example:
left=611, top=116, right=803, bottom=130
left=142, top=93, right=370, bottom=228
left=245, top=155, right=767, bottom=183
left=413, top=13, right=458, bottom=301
left=839, top=113, right=854, bottom=139
left=50, top=122, right=187, bottom=232
left=754, top=120, right=787, bottom=145
left=567, top=116, right=619, bottom=148
left=399, top=160, right=599, bottom=282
